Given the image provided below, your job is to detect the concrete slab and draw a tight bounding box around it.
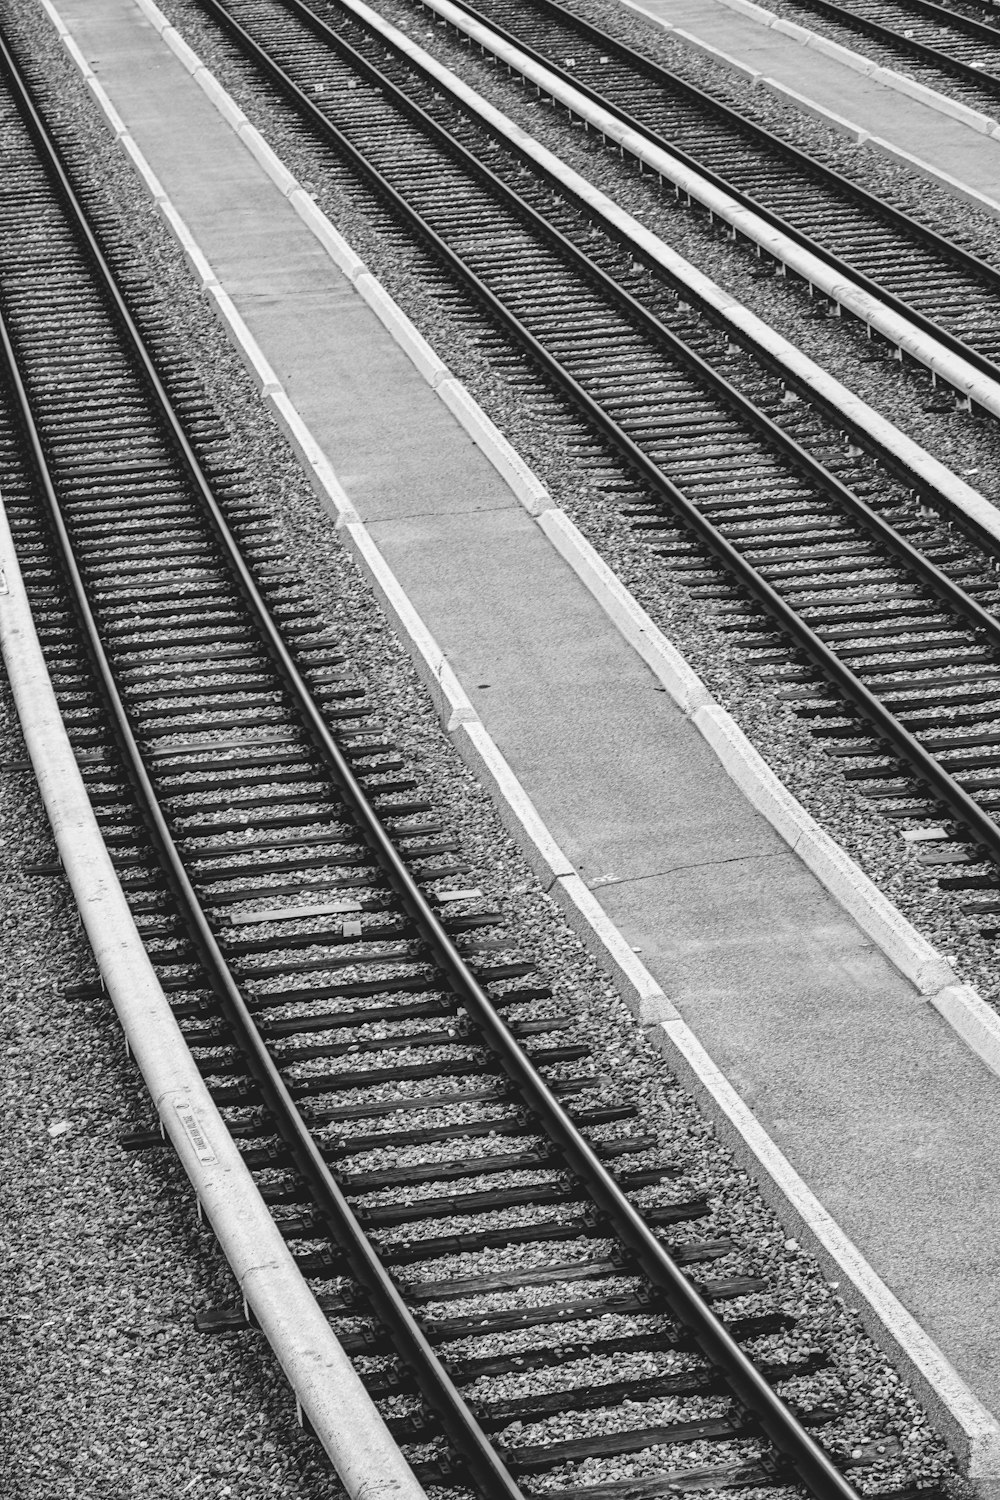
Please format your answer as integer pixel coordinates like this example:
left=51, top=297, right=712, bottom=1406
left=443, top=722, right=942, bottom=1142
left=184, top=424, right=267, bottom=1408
left=601, top=859, right=1000, bottom=1393
left=55, top=0, right=1000, bottom=1424
left=624, top=0, right=1000, bottom=200
left=368, top=504, right=780, bottom=880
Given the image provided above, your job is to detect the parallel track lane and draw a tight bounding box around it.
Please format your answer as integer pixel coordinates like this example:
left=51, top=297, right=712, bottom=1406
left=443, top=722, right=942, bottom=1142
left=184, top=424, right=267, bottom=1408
left=0, top=19, right=880, bottom=1500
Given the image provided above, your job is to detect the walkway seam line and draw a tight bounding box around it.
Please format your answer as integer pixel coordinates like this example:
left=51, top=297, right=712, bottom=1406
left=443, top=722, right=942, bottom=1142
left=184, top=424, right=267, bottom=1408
left=48, top=0, right=1000, bottom=1477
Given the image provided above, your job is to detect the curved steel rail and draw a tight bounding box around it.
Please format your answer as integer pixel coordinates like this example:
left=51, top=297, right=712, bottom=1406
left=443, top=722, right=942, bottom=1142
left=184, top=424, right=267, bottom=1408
left=0, top=27, right=863, bottom=1500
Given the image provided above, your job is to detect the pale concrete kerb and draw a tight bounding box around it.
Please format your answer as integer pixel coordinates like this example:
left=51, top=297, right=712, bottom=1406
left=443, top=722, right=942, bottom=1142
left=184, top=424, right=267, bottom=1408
left=130, top=0, right=169, bottom=31
left=555, top=872, right=680, bottom=1025
left=288, top=190, right=369, bottom=280
left=537, top=508, right=713, bottom=714
left=344, top=521, right=480, bottom=731
left=119, top=134, right=168, bottom=203
left=930, top=985, right=1000, bottom=1083
left=195, top=67, right=250, bottom=134
left=160, top=24, right=202, bottom=79
left=760, top=78, right=871, bottom=143
left=670, top=26, right=764, bottom=84
left=83, top=74, right=130, bottom=139
left=237, top=121, right=299, bottom=198
left=644, top=1011, right=1000, bottom=1481
left=354, top=273, right=453, bottom=387
left=159, top=201, right=218, bottom=290
left=0, top=492, right=426, bottom=1500
left=267, top=389, right=363, bottom=525
left=692, top=703, right=959, bottom=995
left=868, top=136, right=1000, bottom=222
left=208, top=284, right=283, bottom=395
left=454, top=720, right=577, bottom=883
left=437, top=378, right=551, bottom=512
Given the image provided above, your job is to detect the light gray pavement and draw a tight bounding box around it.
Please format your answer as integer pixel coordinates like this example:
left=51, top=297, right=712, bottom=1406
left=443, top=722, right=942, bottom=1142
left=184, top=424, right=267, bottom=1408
left=54, top=0, right=1000, bottom=1424
left=623, top=0, right=1000, bottom=198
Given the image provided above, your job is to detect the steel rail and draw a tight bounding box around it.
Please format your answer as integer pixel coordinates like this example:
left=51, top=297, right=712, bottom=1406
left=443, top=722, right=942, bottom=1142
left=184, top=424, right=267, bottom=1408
left=202, top=0, right=1000, bottom=862
left=0, top=34, right=522, bottom=1500
left=0, top=27, right=864, bottom=1500
left=878, top=0, right=1000, bottom=40
left=772, top=0, right=1000, bottom=83
left=409, top=0, right=1000, bottom=387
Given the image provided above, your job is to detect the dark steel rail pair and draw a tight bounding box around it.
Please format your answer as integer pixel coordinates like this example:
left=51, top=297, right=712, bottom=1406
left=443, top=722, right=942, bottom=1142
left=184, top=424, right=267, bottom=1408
left=408, top=0, right=1000, bottom=386
left=196, top=0, right=1000, bottom=863
left=0, top=26, right=862, bottom=1500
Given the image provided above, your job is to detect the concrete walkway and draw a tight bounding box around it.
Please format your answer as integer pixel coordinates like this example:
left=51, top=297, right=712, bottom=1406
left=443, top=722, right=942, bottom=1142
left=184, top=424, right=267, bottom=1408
left=53, top=0, right=1000, bottom=1426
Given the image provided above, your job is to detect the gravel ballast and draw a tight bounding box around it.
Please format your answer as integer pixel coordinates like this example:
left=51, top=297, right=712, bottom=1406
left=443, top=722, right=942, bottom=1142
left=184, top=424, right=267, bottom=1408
left=0, top=0, right=987, bottom=1494
left=0, top=679, right=345, bottom=1498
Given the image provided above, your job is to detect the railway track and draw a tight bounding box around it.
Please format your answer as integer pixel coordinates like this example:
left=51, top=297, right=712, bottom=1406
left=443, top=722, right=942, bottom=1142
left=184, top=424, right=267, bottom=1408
left=147, top=0, right=1000, bottom=933
left=737, top=0, right=1000, bottom=116
left=0, top=17, right=926, bottom=1500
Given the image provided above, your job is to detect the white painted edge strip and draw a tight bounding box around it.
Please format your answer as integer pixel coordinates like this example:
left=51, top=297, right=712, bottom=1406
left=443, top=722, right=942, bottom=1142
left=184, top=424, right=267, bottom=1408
left=28, top=9, right=428, bottom=1500
left=54, top=0, right=1000, bottom=1472
left=0, top=490, right=424, bottom=1500
left=678, top=0, right=1000, bottom=137
left=412, top=0, right=1000, bottom=417
left=625, top=3, right=1000, bottom=223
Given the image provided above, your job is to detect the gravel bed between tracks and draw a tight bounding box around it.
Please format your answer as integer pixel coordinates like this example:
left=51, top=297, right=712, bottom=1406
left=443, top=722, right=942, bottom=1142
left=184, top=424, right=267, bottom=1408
left=150, top=0, right=1000, bottom=1013
left=0, top=0, right=980, bottom=1493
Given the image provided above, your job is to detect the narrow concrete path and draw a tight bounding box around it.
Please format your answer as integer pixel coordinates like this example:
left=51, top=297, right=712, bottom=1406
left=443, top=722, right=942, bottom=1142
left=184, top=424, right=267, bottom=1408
left=55, top=0, right=1000, bottom=1422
